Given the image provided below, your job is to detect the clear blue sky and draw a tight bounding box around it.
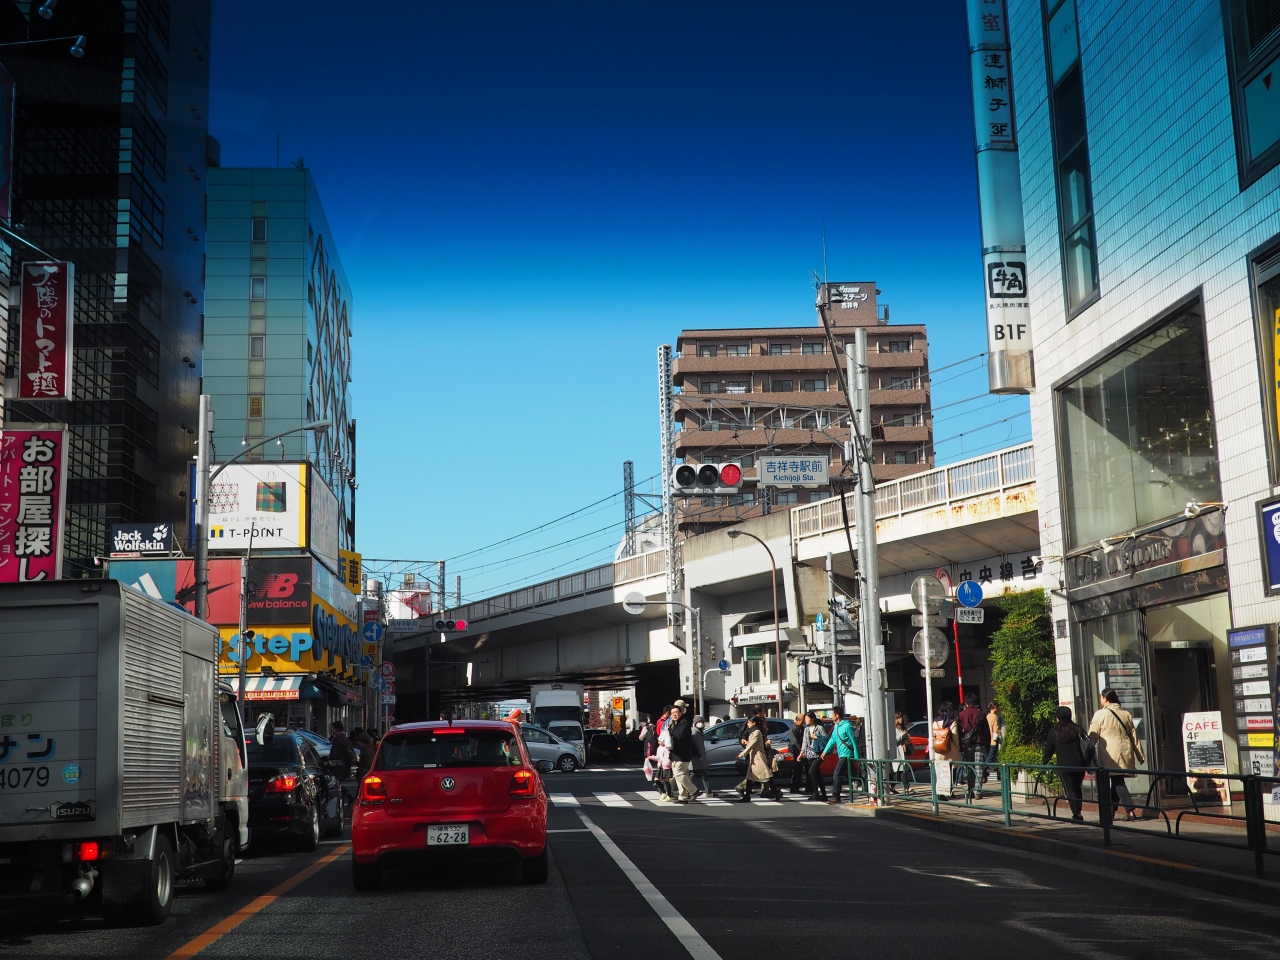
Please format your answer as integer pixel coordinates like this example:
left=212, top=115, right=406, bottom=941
left=209, top=1, right=1030, bottom=601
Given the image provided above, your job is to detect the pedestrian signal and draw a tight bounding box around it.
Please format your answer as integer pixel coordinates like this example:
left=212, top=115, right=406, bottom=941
left=670, top=462, right=743, bottom=497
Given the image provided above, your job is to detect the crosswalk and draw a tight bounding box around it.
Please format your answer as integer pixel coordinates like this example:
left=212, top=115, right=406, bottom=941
left=550, top=790, right=834, bottom=810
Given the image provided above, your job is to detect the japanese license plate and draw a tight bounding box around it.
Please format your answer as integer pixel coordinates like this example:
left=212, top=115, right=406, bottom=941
left=427, top=824, right=468, bottom=846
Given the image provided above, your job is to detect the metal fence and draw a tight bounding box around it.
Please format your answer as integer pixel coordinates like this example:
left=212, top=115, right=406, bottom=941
left=792, top=442, right=1036, bottom=541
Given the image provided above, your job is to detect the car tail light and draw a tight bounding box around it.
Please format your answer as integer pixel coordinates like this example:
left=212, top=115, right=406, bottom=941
left=361, top=775, right=387, bottom=804
left=265, top=773, right=298, bottom=794
left=434, top=727, right=467, bottom=735
left=510, top=769, right=536, bottom=798
left=75, top=841, right=99, bottom=861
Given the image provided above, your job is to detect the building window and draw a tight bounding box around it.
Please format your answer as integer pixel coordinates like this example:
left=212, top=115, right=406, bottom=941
left=725, top=344, right=749, bottom=356
left=1251, top=239, right=1280, bottom=479
left=885, top=412, right=918, bottom=427
left=888, top=450, right=919, bottom=465
left=774, top=491, right=799, bottom=505
left=251, top=259, right=266, bottom=277
left=726, top=381, right=749, bottom=394
left=249, top=336, right=265, bottom=359
left=699, top=381, right=721, bottom=394
left=768, top=343, right=791, bottom=355
left=1043, top=0, right=1099, bottom=315
left=1057, top=301, right=1219, bottom=549
left=251, top=217, right=266, bottom=242
left=771, top=379, right=793, bottom=392
left=248, top=396, right=264, bottom=419
left=802, top=342, right=825, bottom=355
left=801, top=378, right=827, bottom=392
left=1224, top=1, right=1280, bottom=186
left=697, top=344, right=718, bottom=357
left=886, top=340, right=911, bottom=353
left=888, top=375, right=915, bottom=389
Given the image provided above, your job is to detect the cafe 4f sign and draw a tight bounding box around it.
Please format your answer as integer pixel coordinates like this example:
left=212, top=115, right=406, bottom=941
left=0, top=430, right=67, bottom=582
left=19, top=262, right=74, bottom=400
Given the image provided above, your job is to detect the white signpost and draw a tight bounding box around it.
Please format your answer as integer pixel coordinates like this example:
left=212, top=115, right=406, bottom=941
left=911, top=575, right=947, bottom=801
left=758, top=455, right=829, bottom=488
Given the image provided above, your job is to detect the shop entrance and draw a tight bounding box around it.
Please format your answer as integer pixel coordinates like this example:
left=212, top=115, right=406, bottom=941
left=1150, top=644, right=1216, bottom=773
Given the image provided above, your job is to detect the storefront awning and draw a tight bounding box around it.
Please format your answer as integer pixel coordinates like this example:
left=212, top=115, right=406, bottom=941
left=231, top=675, right=305, bottom=701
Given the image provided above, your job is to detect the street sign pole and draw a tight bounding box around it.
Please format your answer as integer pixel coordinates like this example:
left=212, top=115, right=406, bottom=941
left=911, top=574, right=946, bottom=799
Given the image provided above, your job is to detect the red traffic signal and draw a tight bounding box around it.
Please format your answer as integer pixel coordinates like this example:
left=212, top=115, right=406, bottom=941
left=671, top=462, right=743, bottom=496
left=434, top=618, right=468, bottom=632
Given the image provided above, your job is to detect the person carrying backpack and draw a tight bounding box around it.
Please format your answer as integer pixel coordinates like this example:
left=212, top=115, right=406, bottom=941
left=932, top=702, right=961, bottom=799
left=1043, top=705, right=1093, bottom=821
left=821, top=707, right=860, bottom=804
left=957, top=693, right=991, bottom=799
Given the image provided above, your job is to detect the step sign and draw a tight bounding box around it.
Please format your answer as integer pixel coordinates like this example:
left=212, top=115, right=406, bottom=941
left=911, top=613, right=948, bottom=628
left=956, top=580, right=983, bottom=607
left=954, top=607, right=985, bottom=624
left=921, top=668, right=945, bottom=678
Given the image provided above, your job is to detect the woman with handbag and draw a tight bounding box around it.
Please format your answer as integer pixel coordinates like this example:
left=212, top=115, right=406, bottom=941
left=1089, top=687, right=1146, bottom=821
left=892, top=713, right=915, bottom=793
left=736, top=716, right=776, bottom=802
left=801, top=711, right=828, bottom=800
left=1042, top=705, right=1091, bottom=821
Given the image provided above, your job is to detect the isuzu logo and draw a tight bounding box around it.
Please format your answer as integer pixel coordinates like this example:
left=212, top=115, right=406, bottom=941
left=440, top=777, right=455, bottom=791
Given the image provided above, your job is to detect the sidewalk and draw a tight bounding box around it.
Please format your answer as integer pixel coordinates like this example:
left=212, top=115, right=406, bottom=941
left=831, top=787, right=1280, bottom=906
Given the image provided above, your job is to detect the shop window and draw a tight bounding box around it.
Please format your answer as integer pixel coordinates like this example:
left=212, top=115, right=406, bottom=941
left=1250, top=238, right=1280, bottom=480
left=1043, top=0, right=1099, bottom=315
left=1223, top=1, right=1280, bottom=187
left=1057, top=302, right=1219, bottom=549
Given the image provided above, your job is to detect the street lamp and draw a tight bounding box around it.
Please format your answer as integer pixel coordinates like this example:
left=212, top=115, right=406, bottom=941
left=621, top=592, right=703, bottom=718
left=193, top=393, right=330, bottom=619
left=726, top=529, right=785, bottom=717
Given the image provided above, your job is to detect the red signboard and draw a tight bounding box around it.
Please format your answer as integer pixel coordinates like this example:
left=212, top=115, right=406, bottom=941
left=19, top=262, right=74, bottom=400
left=0, top=430, right=67, bottom=582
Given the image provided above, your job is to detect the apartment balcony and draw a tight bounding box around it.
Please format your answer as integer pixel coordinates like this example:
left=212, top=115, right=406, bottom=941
left=673, top=352, right=839, bottom=379
left=675, top=388, right=849, bottom=410
left=868, top=387, right=929, bottom=405
left=675, top=426, right=849, bottom=450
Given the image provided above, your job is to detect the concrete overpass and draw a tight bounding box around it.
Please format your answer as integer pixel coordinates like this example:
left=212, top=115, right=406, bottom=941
left=387, top=443, right=1044, bottom=725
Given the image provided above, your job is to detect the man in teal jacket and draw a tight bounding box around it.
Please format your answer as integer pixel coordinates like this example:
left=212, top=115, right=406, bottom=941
left=821, top=707, right=861, bottom=804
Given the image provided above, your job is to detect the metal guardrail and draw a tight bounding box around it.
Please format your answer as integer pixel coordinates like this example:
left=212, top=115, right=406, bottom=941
left=825, top=757, right=1279, bottom=876
left=791, top=442, right=1036, bottom=540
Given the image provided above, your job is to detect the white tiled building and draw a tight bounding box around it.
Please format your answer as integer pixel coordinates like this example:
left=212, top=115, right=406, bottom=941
left=1001, top=0, right=1280, bottom=781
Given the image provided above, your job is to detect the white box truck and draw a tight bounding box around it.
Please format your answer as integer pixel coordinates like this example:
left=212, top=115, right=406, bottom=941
left=529, top=682, right=587, bottom=761
left=0, top=580, right=248, bottom=925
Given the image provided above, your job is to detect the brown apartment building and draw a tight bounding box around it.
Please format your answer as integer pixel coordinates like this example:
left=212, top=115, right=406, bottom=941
left=672, top=282, right=931, bottom=535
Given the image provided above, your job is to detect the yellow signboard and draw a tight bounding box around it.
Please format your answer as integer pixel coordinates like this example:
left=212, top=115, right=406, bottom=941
left=1247, top=732, right=1275, bottom=748
left=217, top=596, right=360, bottom=680
left=338, top=549, right=362, bottom=595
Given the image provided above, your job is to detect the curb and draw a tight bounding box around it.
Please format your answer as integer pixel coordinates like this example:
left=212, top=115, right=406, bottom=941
left=834, top=803, right=1280, bottom=907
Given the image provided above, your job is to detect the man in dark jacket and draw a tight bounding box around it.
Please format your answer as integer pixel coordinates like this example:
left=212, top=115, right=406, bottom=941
left=787, top=718, right=807, bottom=793
left=956, top=694, right=991, bottom=798
left=668, top=701, right=697, bottom=802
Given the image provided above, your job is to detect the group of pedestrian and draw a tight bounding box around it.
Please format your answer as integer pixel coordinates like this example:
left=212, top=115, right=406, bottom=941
left=326, top=721, right=377, bottom=803
left=640, top=700, right=711, bottom=803
left=1042, top=688, right=1144, bottom=822
left=933, top=696, right=1002, bottom=799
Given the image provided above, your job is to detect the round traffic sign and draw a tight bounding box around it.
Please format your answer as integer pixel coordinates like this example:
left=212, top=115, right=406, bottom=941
left=381, top=661, right=395, bottom=677
left=622, top=591, right=648, bottom=616
left=362, top=621, right=385, bottom=643
left=359, top=655, right=372, bottom=667
left=957, top=579, right=983, bottom=608
left=717, top=658, right=729, bottom=671
left=912, top=628, right=950, bottom=668
left=910, top=575, right=945, bottom=611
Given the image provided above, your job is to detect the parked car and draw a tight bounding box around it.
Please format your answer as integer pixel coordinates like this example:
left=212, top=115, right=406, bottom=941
left=246, top=732, right=345, bottom=850
left=519, top=724, right=582, bottom=772
left=702, top=718, right=791, bottom=772
left=350, top=720, right=548, bottom=890
left=586, top=732, right=623, bottom=763
left=293, top=728, right=332, bottom=758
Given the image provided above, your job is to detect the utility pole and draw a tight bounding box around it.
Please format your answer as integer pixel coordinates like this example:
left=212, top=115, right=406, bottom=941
left=455, top=574, right=462, bottom=608
left=623, top=460, right=636, bottom=558
left=851, top=332, right=886, bottom=765
left=194, top=395, right=213, bottom=619
left=826, top=552, right=839, bottom=709
left=658, top=346, right=683, bottom=649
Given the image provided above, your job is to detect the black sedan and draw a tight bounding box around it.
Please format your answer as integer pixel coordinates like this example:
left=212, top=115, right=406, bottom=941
left=246, top=732, right=345, bottom=850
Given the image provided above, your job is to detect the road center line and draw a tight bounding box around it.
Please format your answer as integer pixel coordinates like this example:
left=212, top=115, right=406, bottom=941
left=162, top=844, right=351, bottom=960
left=574, top=809, right=723, bottom=960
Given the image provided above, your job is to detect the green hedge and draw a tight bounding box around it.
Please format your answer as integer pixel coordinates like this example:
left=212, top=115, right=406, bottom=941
left=988, top=589, right=1057, bottom=750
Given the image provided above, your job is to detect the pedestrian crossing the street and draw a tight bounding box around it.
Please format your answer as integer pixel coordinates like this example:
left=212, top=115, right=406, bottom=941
left=549, top=790, right=836, bottom=810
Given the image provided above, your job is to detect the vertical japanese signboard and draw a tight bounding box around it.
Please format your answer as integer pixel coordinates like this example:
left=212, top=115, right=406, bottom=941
left=965, top=0, right=1034, bottom=393
left=0, top=430, right=67, bottom=582
left=19, top=262, right=74, bottom=400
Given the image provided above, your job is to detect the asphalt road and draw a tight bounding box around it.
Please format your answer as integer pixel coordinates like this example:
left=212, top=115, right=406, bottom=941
left=4, top=767, right=1280, bottom=959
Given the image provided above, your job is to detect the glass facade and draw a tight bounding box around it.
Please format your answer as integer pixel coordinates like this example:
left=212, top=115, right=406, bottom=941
left=1058, top=305, right=1220, bottom=548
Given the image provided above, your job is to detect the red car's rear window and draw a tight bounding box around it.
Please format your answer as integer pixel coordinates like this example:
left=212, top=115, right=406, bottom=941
left=375, top=729, right=523, bottom=770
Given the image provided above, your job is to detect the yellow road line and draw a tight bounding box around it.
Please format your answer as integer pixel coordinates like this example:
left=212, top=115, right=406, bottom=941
left=163, top=844, right=351, bottom=960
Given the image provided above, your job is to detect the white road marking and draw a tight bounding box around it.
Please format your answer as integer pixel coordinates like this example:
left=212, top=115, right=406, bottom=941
left=576, top=809, right=724, bottom=960
left=550, top=793, right=581, bottom=807
left=593, top=791, right=633, bottom=808
left=896, top=866, right=993, bottom=887
left=547, top=828, right=591, bottom=833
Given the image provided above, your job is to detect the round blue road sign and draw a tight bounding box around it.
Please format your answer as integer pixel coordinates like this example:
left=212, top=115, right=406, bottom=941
left=717, top=659, right=730, bottom=671
left=362, top=621, right=384, bottom=643
left=956, top=580, right=983, bottom=608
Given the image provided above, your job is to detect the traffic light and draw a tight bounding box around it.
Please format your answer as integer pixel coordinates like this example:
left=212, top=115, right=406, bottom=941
left=670, top=462, right=743, bottom=496
left=433, top=618, right=468, bottom=632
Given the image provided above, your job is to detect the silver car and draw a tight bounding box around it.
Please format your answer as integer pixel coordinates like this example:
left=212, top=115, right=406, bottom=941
left=700, top=718, right=792, bottom=771
left=520, top=724, right=581, bottom=773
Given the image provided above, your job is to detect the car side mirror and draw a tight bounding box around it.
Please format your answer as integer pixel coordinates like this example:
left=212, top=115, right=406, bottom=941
left=536, top=759, right=555, bottom=774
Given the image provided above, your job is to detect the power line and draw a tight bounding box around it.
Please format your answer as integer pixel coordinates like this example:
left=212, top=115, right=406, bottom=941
left=451, top=518, right=631, bottom=575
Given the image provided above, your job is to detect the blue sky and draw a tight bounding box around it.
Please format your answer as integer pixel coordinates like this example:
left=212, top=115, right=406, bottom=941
left=209, top=1, right=1030, bottom=601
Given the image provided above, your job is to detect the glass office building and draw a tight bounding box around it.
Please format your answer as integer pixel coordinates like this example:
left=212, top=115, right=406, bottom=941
left=204, top=167, right=356, bottom=553
left=0, top=0, right=212, bottom=577
left=996, top=0, right=1280, bottom=783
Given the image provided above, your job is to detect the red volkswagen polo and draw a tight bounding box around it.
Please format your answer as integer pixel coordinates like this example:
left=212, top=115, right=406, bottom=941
left=350, top=720, right=548, bottom=890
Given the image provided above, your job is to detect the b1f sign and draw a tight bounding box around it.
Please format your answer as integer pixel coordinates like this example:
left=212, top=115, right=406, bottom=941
left=759, top=455, right=828, bottom=488
left=19, top=261, right=74, bottom=400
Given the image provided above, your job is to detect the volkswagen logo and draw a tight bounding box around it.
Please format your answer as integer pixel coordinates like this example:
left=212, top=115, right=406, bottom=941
left=440, top=777, right=456, bottom=791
